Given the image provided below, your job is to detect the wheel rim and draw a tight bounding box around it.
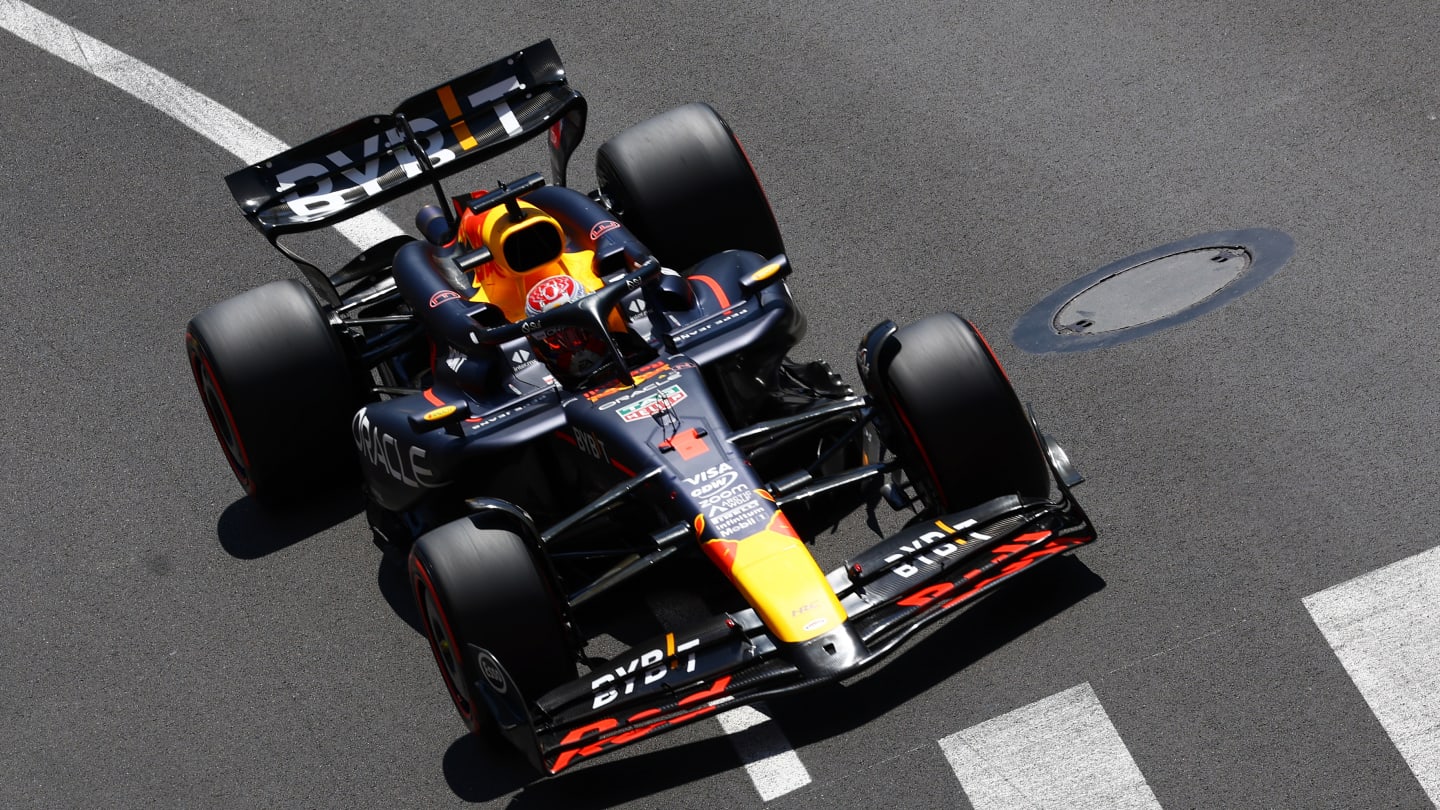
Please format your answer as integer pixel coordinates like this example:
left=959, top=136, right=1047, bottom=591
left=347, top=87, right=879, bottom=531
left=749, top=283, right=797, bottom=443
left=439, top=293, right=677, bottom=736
left=412, top=559, right=476, bottom=728
left=186, top=334, right=255, bottom=493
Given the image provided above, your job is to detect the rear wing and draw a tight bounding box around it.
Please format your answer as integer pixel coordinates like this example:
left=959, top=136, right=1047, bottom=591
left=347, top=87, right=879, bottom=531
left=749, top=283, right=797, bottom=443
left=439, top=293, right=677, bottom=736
left=224, top=39, right=586, bottom=241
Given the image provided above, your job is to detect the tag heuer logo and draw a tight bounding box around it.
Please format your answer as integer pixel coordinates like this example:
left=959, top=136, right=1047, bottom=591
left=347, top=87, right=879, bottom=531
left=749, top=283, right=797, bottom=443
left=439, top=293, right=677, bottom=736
left=616, top=385, right=687, bottom=422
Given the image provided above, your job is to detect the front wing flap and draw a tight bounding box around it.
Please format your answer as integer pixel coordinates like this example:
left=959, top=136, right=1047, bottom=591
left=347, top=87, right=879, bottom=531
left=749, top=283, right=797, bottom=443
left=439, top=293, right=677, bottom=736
left=481, top=494, right=1094, bottom=774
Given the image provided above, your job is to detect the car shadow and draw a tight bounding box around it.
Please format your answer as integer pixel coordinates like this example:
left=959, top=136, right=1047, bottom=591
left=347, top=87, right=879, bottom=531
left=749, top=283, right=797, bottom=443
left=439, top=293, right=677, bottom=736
left=763, top=556, right=1107, bottom=743
left=375, top=543, right=424, bottom=634
left=437, top=556, right=1105, bottom=805
left=215, top=489, right=365, bottom=559
left=443, top=724, right=746, bottom=806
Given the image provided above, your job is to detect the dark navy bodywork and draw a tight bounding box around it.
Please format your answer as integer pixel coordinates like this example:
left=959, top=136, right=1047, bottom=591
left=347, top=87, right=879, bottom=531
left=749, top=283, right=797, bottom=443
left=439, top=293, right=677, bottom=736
left=359, top=188, right=803, bottom=518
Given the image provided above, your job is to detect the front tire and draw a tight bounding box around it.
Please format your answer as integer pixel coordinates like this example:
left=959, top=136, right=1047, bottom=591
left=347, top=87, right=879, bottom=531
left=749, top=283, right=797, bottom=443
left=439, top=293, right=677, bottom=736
left=410, top=517, right=575, bottom=735
left=596, top=102, right=784, bottom=270
left=185, top=279, right=362, bottom=504
left=869, top=313, right=1052, bottom=512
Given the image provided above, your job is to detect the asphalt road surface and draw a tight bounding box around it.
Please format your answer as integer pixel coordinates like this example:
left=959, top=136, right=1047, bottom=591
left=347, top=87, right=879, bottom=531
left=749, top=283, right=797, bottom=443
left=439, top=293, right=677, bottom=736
left=4, top=1, right=1440, bottom=807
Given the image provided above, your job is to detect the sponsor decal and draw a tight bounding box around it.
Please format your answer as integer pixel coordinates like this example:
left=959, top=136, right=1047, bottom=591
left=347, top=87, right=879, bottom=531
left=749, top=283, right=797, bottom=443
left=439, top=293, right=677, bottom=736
left=552, top=675, right=733, bottom=773
left=687, top=463, right=739, bottom=497
left=526, top=274, right=585, bottom=315
left=466, top=394, right=547, bottom=429
left=589, top=634, right=703, bottom=710
left=589, top=220, right=621, bottom=240
left=478, top=653, right=507, bottom=694
left=671, top=301, right=753, bottom=343
left=272, top=126, right=443, bottom=219
left=590, top=653, right=660, bottom=708
left=271, top=78, right=525, bottom=219
left=883, top=518, right=977, bottom=579
left=706, top=494, right=766, bottom=537
left=572, top=427, right=609, bottom=464
left=616, top=385, right=687, bottom=422
left=703, top=490, right=767, bottom=538
left=422, top=405, right=457, bottom=422
left=429, top=289, right=462, bottom=308
left=595, top=373, right=679, bottom=410
left=685, top=463, right=769, bottom=537
left=351, top=409, right=438, bottom=489
left=697, top=483, right=750, bottom=510
left=584, top=360, right=669, bottom=402
left=895, top=533, right=1085, bottom=610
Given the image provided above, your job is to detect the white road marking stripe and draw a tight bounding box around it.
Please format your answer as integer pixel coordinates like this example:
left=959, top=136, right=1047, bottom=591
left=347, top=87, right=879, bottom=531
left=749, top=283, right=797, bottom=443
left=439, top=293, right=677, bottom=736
left=1304, top=545, right=1440, bottom=806
left=716, top=704, right=812, bottom=802
left=0, top=0, right=403, bottom=249
left=939, top=682, right=1162, bottom=810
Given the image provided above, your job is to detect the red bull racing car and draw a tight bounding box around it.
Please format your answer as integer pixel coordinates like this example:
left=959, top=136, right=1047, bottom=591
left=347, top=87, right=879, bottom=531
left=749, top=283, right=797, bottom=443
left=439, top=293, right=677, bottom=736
left=185, top=40, right=1096, bottom=775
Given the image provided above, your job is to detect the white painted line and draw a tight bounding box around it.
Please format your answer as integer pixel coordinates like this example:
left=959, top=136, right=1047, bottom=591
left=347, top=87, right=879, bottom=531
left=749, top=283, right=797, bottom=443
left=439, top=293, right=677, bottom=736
left=939, top=682, right=1162, bottom=810
left=0, top=0, right=403, bottom=249
left=1304, top=545, right=1440, bottom=806
left=716, top=703, right=812, bottom=802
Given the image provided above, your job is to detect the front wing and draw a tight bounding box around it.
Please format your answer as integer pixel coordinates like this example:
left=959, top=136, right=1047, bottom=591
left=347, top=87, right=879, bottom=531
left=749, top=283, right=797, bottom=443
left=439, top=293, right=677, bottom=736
left=473, top=493, right=1095, bottom=774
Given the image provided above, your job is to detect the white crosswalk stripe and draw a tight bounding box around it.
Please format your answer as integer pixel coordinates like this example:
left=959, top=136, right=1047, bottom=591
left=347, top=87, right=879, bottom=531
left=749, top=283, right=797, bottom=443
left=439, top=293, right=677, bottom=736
left=0, top=0, right=403, bottom=251
left=938, top=682, right=1163, bottom=810
left=716, top=703, right=813, bottom=802
left=1304, top=545, right=1440, bottom=807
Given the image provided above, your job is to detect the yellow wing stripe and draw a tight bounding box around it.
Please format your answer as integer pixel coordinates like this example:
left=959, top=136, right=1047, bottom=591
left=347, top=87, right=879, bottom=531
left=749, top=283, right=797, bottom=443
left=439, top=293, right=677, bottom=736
left=437, top=85, right=479, bottom=151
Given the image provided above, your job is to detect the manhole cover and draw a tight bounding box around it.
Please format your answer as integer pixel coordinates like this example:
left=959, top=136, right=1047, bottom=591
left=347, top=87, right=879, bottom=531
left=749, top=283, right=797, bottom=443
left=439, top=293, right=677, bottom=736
left=1012, top=229, right=1294, bottom=353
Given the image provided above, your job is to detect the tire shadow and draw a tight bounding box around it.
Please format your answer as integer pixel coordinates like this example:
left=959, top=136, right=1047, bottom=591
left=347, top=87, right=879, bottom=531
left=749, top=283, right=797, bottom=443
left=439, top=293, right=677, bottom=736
left=375, top=544, right=424, bottom=634
left=215, top=488, right=364, bottom=559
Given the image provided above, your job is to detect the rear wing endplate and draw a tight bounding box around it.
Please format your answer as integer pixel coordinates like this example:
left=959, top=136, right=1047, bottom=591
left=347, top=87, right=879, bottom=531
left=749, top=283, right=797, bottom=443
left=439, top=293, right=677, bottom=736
left=224, top=39, right=586, bottom=242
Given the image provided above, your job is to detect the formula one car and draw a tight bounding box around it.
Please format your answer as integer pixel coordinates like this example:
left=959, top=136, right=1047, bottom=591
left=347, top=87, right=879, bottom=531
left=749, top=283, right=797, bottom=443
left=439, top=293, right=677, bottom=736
left=186, top=40, right=1095, bottom=775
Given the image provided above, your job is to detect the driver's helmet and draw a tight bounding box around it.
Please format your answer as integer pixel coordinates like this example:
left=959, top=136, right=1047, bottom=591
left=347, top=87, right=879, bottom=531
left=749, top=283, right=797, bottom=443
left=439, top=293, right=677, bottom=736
left=523, top=274, right=611, bottom=383
left=458, top=198, right=615, bottom=383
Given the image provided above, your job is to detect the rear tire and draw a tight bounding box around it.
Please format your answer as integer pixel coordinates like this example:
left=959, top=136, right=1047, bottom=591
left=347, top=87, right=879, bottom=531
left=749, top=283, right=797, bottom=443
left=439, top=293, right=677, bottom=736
left=185, top=279, right=362, bottom=504
left=871, top=313, right=1051, bottom=512
left=597, top=102, right=784, bottom=270
left=410, top=517, right=575, bottom=735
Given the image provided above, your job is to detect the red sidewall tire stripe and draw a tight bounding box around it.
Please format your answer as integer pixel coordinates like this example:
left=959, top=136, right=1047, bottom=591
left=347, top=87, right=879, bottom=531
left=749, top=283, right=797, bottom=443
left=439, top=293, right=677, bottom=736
left=186, top=332, right=256, bottom=495
left=411, top=555, right=480, bottom=733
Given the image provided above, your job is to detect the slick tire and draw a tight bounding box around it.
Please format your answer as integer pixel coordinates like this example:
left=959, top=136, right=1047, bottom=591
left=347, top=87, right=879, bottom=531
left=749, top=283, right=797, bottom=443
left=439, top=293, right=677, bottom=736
left=185, top=279, right=362, bottom=505
left=596, top=102, right=784, bottom=270
left=410, top=518, right=575, bottom=736
left=874, top=313, right=1051, bottom=512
